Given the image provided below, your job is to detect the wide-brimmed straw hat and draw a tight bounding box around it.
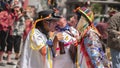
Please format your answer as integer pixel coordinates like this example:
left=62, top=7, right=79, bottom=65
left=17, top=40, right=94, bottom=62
left=74, top=7, right=94, bottom=23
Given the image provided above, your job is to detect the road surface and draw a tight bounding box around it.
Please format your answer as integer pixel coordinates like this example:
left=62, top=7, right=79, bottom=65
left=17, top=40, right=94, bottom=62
left=0, top=53, right=18, bottom=68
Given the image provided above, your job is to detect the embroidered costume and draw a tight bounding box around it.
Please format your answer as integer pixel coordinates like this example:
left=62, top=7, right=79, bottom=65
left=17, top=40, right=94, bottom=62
left=53, top=22, right=79, bottom=68
left=74, top=7, right=109, bottom=68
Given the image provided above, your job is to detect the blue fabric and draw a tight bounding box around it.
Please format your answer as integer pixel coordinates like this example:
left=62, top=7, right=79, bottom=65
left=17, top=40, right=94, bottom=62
left=83, top=29, right=107, bottom=68
left=46, top=39, right=55, bottom=57
left=46, top=39, right=53, bottom=47
left=0, top=1, right=6, bottom=10
left=55, top=24, right=70, bottom=32
left=111, top=48, right=120, bottom=68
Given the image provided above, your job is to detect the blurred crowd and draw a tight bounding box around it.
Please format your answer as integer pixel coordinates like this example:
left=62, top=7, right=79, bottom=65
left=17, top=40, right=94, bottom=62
left=0, top=0, right=120, bottom=68
left=0, top=0, right=35, bottom=66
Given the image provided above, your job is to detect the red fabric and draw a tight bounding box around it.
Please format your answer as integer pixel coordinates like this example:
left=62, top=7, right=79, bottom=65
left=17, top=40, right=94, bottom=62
left=56, top=41, right=73, bottom=50
left=56, top=40, right=78, bottom=50
left=80, top=39, right=94, bottom=68
left=23, top=19, right=32, bottom=40
left=23, top=0, right=28, bottom=9
left=79, top=27, right=94, bottom=68
left=0, top=11, right=14, bottom=33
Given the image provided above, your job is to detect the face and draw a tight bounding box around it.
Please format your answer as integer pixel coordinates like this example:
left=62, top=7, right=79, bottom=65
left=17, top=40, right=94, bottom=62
left=14, top=7, right=21, bottom=16
left=57, top=17, right=67, bottom=28
left=27, top=7, right=35, bottom=18
left=76, top=16, right=89, bottom=32
left=6, top=4, right=11, bottom=10
left=69, top=15, right=78, bottom=27
left=43, top=20, right=50, bottom=32
left=49, top=20, right=57, bottom=32
left=43, top=20, right=57, bottom=32
left=25, top=19, right=32, bottom=27
left=14, top=0, right=19, bottom=5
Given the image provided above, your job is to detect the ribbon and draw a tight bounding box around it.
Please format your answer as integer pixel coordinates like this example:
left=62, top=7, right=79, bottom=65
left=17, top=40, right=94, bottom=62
left=30, top=14, right=51, bottom=50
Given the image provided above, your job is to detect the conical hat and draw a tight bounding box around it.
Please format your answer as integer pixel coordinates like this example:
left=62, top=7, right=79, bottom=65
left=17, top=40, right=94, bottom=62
left=74, top=7, right=94, bottom=23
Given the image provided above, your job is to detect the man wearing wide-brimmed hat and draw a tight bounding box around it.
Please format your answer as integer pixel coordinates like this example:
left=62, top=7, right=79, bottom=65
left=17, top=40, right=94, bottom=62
left=74, top=7, right=110, bottom=68
left=20, top=10, right=59, bottom=68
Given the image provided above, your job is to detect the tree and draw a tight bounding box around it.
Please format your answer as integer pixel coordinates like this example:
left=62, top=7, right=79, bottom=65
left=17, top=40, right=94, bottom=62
left=91, top=3, right=102, bottom=14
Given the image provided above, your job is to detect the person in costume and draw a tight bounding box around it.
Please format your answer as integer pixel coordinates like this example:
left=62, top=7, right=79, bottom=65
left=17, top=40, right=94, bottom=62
left=52, top=16, right=79, bottom=68
left=20, top=10, right=58, bottom=68
left=74, top=7, right=110, bottom=68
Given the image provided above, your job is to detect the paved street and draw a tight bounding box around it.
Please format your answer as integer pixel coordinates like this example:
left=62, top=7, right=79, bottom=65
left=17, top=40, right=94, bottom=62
left=0, top=39, right=23, bottom=68
left=0, top=53, right=18, bottom=68
left=0, top=38, right=24, bottom=68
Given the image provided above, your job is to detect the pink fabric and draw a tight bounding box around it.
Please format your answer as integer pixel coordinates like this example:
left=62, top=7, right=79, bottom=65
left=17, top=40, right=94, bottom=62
left=0, top=11, right=14, bottom=32
left=56, top=41, right=73, bottom=50
left=79, top=40, right=94, bottom=68
left=23, top=19, right=32, bottom=40
left=23, top=0, right=28, bottom=9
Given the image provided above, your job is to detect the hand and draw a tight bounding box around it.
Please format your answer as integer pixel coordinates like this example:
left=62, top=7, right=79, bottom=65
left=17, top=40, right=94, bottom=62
left=118, top=31, right=120, bottom=35
left=112, top=30, right=120, bottom=35
left=7, top=26, right=11, bottom=29
left=46, top=39, right=53, bottom=47
left=49, top=32, right=55, bottom=39
left=56, top=32, right=63, bottom=41
left=40, top=46, right=47, bottom=56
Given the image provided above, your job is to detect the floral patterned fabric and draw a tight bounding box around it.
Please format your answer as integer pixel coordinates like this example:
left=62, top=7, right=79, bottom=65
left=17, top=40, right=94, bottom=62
left=0, top=11, right=14, bottom=32
left=83, top=29, right=109, bottom=68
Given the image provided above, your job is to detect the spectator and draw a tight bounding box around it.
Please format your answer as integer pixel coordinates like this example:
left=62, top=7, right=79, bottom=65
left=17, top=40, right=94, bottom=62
left=0, top=4, right=14, bottom=66
left=3, top=6, right=25, bottom=65
left=11, top=0, right=22, bottom=8
left=10, top=6, right=25, bottom=60
left=25, top=6, right=36, bottom=20
left=23, top=17, right=32, bottom=41
left=107, top=12, right=120, bottom=68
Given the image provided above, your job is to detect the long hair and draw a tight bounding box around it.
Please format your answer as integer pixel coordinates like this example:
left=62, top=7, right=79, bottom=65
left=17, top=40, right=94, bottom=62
left=35, top=21, right=48, bottom=38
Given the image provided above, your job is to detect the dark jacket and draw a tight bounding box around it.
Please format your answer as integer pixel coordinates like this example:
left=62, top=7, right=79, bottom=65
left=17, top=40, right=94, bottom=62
left=107, top=12, right=120, bottom=51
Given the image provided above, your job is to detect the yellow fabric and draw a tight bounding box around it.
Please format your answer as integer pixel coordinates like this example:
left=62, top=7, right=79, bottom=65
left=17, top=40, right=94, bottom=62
left=74, top=7, right=101, bottom=68
left=30, top=14, right=51, bottom=50
left=30, top=41, right=45, bottom=50
left=76, top=45, right=80, bottom=68
left=48, top=48, right=52, bottom=68
left=74, top=7, right=94, bottom=23
left=79, top=9, right=94, bottom=23
left=30, top=15, right=53, bottom=67
left=74, top=7, right=101, bottom=37
left=29, top=14, right=53, bottom=68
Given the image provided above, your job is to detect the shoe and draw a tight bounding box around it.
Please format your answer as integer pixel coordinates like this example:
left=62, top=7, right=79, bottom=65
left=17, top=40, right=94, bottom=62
left=15, top=58, right=18, bottom=60
left=7, top=62, right=15, bottom=65
left=3, top=56, right=8, bottom=60
left=0, top=62, right=6, bottom=66
left=15, top=57, right=19, bottom=60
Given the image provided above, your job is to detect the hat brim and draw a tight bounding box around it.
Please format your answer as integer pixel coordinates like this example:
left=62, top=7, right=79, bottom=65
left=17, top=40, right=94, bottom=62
left=46, top=17, right=60, bottom=21
left=46, top=16, right=61, bottom=21
left=74, top=7, right=94, bottom=23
